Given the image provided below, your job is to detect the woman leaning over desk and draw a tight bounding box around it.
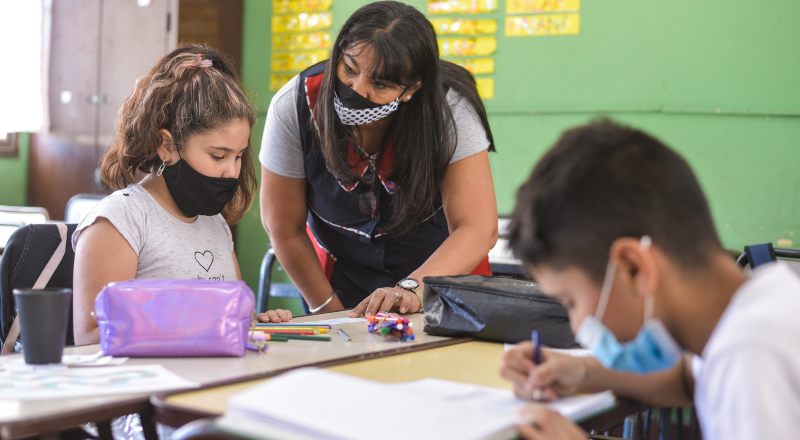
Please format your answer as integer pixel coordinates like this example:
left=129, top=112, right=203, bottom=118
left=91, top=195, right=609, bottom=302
left=259, top=1, right=498, bottom=317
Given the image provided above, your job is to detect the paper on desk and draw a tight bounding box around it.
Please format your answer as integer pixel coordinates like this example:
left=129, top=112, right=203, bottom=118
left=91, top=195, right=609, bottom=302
left=220, top=368, right=518, bottom=440
left=62, top=351, right=129, bottom=366
left=298, top=317, right=367, bottom=326
left=0, top=352, right=127, bottom=371
left=0, top=364, right=197, bottom=400
left=390, top=378, right=614, bottom=422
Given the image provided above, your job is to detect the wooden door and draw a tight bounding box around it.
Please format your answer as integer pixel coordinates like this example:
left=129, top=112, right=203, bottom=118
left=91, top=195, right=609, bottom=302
left=30, top=0, right=177, bottom=219
left=97, top=0, right=178, bottom=148
left=31, top=0, right=102, bottom=219
left=178, top=0, right=243, bottom=71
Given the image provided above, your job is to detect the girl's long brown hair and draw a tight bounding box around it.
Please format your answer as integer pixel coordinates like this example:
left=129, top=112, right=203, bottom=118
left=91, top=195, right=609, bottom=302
left=100, top=44, right=256, bottom=223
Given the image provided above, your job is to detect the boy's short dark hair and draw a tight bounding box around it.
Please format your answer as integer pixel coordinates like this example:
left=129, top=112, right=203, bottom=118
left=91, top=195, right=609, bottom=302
left=508, top=119, right=722, bottom=283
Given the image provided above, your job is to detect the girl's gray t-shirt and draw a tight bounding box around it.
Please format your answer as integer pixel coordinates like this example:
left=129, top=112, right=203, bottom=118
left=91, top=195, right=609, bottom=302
left=259, top=75, right=491, bottom=178
left=72, top=184, right=237, bottom=281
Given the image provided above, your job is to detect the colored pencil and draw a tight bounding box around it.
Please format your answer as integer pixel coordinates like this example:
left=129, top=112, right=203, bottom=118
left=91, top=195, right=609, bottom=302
left=250, top=326, right=331, bottom=332
left=254, top=323, right=332, bottom=329
left=249, top=329, right=318, bottom=336
left=249, top=328, right=330, bottom=334
left=280, top=334, right=331, bottom=342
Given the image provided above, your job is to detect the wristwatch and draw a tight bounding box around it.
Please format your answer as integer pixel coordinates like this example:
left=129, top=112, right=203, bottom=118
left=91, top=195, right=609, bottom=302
left=396, top=278, right=424, bottom=312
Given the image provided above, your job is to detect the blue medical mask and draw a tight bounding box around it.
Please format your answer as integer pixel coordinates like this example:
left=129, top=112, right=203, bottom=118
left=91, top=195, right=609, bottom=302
left=575, top=236, right=682, bottom=373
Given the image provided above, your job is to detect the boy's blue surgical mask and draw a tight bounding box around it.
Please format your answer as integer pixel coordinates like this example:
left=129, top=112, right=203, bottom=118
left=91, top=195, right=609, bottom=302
left=575, top=236, right=682, bottom=373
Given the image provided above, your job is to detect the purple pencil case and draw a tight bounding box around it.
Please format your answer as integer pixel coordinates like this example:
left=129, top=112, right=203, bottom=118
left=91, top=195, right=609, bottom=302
left=95, top=279, right=254, bottom=357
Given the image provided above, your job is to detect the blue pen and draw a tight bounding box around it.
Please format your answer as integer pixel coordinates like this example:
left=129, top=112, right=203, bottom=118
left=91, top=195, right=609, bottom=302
left=531, top=329, right=543, bottom=401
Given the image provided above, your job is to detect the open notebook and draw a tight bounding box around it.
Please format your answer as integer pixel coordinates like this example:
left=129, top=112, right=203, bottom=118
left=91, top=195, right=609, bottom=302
left=215, top=368, right=615, bottom=440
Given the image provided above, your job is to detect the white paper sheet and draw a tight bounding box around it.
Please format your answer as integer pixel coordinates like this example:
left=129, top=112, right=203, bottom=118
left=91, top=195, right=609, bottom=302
left=390, top=378, right=614, bottom=421
left=222, top=368, right=518, bottom=440
left=220, top=369, right=615, bottom=440
left=0, top=364, right=197, bottom=400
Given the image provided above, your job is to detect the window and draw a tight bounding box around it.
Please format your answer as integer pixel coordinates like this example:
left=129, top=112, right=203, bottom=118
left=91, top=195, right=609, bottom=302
left=0, top=1, right=46, bottom=135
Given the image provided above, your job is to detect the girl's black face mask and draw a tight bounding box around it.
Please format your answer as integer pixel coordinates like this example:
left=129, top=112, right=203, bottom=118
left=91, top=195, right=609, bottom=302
left=161, top=158, right=238, bottom=217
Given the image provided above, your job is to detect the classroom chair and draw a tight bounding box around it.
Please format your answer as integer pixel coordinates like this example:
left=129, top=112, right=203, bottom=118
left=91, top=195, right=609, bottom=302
left=0, top=223, right=21, bottom=255
left=0, top=204, right=50, bottom=225
left=257, top=246, right=309, bottom=316
left=488, top=216, right=529, bottom=279
left=64, top=193, right=105, bottom=224
left=0, top=206, right=51, bottom=256
left=736, top=242, right=800, bottom=270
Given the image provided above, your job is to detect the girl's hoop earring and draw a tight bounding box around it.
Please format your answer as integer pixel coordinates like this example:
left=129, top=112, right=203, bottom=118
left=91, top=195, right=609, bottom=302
left=156, top=161, right=166, bottom=176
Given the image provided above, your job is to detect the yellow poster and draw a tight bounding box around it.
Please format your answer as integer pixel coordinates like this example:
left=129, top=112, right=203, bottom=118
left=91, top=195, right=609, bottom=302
left=476, top=77, right=494, bottom=100
left=428, top=0, right=497, bottom=15
left=272, top=32, right=331, bottom=52
left=272, top=0, right=332, bottom=14
left=270, top=73, right=297, bottom=92
left=439, top=37, right=497, bottom=57
left=505, top=13, right=580, bottom=37
left=272, top=12, right=332, bottom=33
left=506, top=0, right=579, bottom=14
left=430, top=18, right=497, bottom=35
left=271, top=50, right=329, bottom=72
left=450, top=57, right=495, bottom=75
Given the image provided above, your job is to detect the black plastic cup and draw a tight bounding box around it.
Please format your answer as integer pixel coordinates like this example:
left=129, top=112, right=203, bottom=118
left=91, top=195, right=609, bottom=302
left=13, top=288, right=72, bottom=364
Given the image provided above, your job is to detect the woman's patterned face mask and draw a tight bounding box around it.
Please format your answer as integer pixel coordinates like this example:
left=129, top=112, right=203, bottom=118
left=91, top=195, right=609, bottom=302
left=333, top=77, right=401, bottom=126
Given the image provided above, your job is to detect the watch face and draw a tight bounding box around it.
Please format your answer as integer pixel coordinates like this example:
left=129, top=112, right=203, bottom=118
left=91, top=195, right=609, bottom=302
left=399, top=279, right=418, bottom=289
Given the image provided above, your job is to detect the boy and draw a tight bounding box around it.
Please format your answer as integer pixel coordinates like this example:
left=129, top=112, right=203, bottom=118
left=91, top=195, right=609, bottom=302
left=501, top=119, right=800, bottom=439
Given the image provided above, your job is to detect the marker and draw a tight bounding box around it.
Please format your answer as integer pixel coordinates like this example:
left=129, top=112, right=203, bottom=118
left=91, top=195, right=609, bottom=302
left=337, top=328, right=351, bottom=342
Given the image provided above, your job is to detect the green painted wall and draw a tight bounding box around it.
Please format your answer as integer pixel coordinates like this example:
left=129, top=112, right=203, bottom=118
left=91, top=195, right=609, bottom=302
left=234, top=0, right=800, bottom=293
left=0, top=134, right=29, bottom=206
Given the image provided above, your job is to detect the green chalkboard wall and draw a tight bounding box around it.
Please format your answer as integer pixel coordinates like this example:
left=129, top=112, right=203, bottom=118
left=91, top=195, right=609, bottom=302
left=235, top=0, right=800, bottom=293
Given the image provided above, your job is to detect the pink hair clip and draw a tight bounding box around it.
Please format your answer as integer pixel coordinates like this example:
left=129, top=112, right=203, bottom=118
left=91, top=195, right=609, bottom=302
left=198, top=59, right=213, bottom=68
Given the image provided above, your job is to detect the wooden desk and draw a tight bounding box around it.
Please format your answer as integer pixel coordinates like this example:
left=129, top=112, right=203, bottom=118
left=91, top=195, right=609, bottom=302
left=0, top=312, right=463, bottom=439
left=155, top=341, right=644, bottom=435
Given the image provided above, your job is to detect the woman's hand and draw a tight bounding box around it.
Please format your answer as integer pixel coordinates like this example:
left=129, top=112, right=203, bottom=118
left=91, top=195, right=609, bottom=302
left=517, top=405, right=587, bottom=440
left=348, top=287, right=421, bottom=317
left=500, top=342, right=589, bottom=401
left=256, top=309, right=293, bottom=323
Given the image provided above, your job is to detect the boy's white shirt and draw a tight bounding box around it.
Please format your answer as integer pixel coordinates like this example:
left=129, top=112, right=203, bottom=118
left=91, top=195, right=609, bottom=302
left=696, top=262, right=800, bottom=440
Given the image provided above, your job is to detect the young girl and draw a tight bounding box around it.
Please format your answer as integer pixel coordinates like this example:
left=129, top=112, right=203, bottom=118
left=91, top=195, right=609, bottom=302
left=73, top=45, right=291, bottom=345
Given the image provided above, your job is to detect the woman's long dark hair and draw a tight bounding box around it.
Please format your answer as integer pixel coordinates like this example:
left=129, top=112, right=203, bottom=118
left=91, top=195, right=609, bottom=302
left=313, top=1, right=494, bottom=236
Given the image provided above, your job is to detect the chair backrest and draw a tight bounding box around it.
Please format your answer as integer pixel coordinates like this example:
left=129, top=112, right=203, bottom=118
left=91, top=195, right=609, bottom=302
left=0, top=223, right=21, bottom=254
left=737, top=242, right=800, bottom=276
left=257, top=247, right=309, bottom=315
left=64, top=193, right=105, bottom=224
left=0, top=205, right=50, bottom=225
left=488, top=216, right=528, bottom=279
left=0, top=223, right=77, bottom=349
